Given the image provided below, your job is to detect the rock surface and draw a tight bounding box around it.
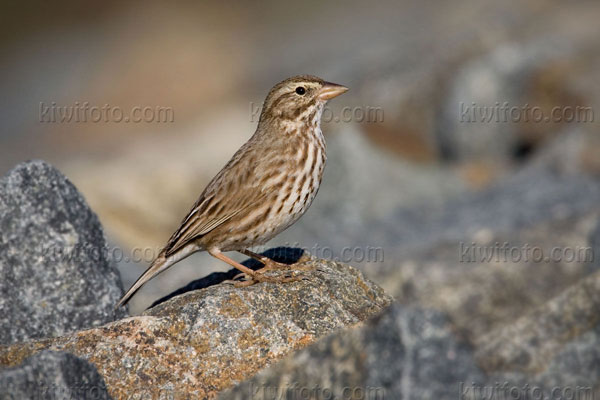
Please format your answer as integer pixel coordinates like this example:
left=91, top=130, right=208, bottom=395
left=222, top=283, right=600, bottom=400
left=374, top=165, right=600, bottom=344
left=379, top=166, right=600, bottom=255
left=476, top=269, right=600, bottom=399
left=0, top=255, right=392, bottom=400
left=0, top=350, right=112, bottom=400
left=385, top=211, right=598, bottom=344
left=475, top=269, right=600, bottom=374
left=0, top=160, right=127, bottom=345
left=219, top=303, right=485, bottom=400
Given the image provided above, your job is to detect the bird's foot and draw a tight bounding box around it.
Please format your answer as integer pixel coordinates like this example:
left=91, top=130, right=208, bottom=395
left=227, top=269, right=304, bottom=287
left=224, top=259, right=316, bottom=287
left=255, top=259, right=293, bottom=273
left=254, top=269, right=303, bottom=284
left=222, top=272, right=254, bottom=287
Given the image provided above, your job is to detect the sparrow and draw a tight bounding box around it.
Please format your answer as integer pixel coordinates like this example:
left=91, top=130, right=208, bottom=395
left=117, top=75, right=348, bottom=307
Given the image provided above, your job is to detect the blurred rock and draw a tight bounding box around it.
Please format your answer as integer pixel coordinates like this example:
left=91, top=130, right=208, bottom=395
left=475, top=270, right=600, bottom=374
left=0, top=256, right=391, bottom=399
left=436, top=27, right=600, bottom=177
left=0, top=350, right=111, bottom=400
left=377, top=166, right=600, bottom=343
left=386, top=216, right=597, bottom=344
left=0, top=160, right=127, bottom=345
left=354, top=2, right=600, bottom=182
left=219, top=303, right=485, bottom=400
left=471, top=270, right=600, bottom=400
left=591, top=217, right=600, bottom=269
left=530, top=129, right=600, bottom=178
left=440, top=40, right=572, bottom=164
left=369, top=165, right=600, bottom=268
left=223, top=292, right=600, bottom=399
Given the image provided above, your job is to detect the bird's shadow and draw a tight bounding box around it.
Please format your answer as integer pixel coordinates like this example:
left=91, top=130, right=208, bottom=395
left=149, top=247, right=306, bottom=309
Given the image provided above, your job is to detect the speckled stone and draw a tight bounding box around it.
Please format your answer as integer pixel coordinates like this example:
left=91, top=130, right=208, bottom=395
left=221, top=289, right=600, bottom=400
left=0, top=350, right=112, bottom=400
left=0, top=160, right=127, bottom=345
left=0, top=257, right=392, bottom=399
left=475, top=270, right=600, bottom=374
left=219, top=303, right=485, bottom=400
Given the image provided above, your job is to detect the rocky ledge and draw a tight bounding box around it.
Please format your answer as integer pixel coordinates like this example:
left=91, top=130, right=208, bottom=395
left=0, top=255, right=391, bottom=399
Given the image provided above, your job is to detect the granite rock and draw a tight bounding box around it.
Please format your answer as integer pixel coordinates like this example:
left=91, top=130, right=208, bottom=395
left=0, top=160, right=127, bottom=345
left=0, top=350, right=111, bottom=400
left=475, top=269, right=600, bottom=374
left=385, top=210, right=598, bottom=344
left=219, top=303, right=485, bottom=400
left=468, top=270, right=600, bottom=399
left=222, top=286, right=600, bottom=400
left=0, top=255, right=392, bottom=399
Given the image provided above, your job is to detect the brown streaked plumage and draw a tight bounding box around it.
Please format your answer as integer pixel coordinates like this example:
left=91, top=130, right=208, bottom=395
left=117, top=75, right=348, bottom=308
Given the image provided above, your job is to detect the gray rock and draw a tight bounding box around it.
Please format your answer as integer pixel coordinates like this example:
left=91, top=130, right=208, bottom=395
left=222, top=292, right=600, bottom=400
left=477, top=323, right=600, bottom=400
left=590, top=216, right=600, bottom=269
left=0, top=350, right=111, bottom=400
left=383, top=209, right=598, bottom=344
left=0, top=255, right=392, bottom=399
left=437, top=27, right=599, bottom=167
left=466, top=270, right=600, bottom=400
left=219, top=303, right=486, bottom=400
left=364, top=166, right=600, bottom=341
left=439, top=40, right=563, bottom=162
left=383, top=166, right=600, bottom=253
left=0, top=160, right=127, bottom=345
left=475, top=270, right=600, bottom=374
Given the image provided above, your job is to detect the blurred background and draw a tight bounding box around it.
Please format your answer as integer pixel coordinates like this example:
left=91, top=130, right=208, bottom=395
left=1, top=0, right=599, bottom=331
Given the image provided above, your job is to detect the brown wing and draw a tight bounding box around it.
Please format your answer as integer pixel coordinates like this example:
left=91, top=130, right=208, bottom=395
left=163, top=140, right=272, bottom=256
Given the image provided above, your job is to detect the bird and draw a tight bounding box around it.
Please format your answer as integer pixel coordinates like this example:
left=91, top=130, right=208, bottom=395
left=116, top=75, right=348, bottom=308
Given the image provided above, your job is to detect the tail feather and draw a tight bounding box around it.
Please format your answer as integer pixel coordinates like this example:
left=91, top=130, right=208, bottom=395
left=115, top=244, right=199, bottom=309
left=115, top=253, right=171, bottom=309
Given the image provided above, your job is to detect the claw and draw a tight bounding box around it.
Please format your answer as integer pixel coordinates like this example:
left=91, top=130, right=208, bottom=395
left=233, top=279, right=257, bottom=288
left=252, top=270, right=302, bottom=284
left=232, top=272, right=249, bottom=281
left=224, top=272, right=256, bottom=287
left=255, top=261, right=293, bottom=274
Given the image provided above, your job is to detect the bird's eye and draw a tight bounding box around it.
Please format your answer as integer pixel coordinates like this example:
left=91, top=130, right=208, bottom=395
left=295, top=86, right=306, bottom=95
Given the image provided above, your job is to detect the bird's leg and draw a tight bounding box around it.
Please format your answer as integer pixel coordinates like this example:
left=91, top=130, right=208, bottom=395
left=239, top=249, right=291, bottom=272
left=241, top=248, right=317, bottom=274
left=240, top=248, right=316, bottom=277
left=209, top=248, right=300, bottom=287
left=209, top=249, right=257, bottom=287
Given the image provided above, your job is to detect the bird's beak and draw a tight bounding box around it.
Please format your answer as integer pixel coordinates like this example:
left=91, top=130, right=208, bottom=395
left=317, top=82, right=349, bottom=100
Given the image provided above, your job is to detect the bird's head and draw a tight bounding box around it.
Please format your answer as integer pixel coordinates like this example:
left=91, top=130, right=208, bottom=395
left=259, top=75, right=348, bottom=129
